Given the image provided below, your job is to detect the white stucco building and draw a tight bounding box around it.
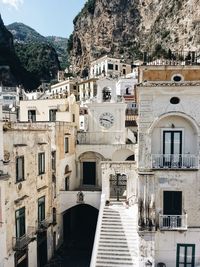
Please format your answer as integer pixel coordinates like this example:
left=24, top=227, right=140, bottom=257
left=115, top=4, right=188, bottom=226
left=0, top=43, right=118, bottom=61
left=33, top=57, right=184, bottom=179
left=90, top=55, right=132, bottom=79
left=136, top=64, right=200, bottom=266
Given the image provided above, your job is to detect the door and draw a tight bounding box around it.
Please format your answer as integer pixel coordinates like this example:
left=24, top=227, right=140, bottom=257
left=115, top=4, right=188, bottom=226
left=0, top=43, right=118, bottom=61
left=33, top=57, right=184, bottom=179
left=163, top=131, right=182, bottom=167
left=164, top=191, right=182, bottom=215
left=110, top=174, right=127, bottom=201
left=177, top=244, right=195, bottom=267
left=163, top=191, right=182, bottom=228
left=83, top=162, right=96, bottom=185
left=37, top=231, right=47, bottom=267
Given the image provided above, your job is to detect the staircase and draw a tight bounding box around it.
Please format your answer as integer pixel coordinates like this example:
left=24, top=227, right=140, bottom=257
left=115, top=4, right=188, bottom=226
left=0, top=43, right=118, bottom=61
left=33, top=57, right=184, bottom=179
left=92, top=200, right=139, bottom=267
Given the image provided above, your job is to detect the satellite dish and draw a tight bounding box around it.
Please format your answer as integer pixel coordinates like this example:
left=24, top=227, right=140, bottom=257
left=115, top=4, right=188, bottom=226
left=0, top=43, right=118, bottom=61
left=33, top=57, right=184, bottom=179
left=9, top=104, right=13, bottom=109
left=11, top=107, right=15, bottom=112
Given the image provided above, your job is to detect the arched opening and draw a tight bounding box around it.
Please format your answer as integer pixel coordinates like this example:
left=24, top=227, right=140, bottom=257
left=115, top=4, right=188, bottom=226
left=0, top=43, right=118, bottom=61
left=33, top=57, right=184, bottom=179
left=62, top=204, right=98, bottom=265
left=151, top=114, right=199, bottom=169
left=102, top=87, right=111, bottom=102
left=79, top=151, right=105, bottom=188
left=64, top=165, right=71, bottom=190
left=126, top=154, right=135, bottom=161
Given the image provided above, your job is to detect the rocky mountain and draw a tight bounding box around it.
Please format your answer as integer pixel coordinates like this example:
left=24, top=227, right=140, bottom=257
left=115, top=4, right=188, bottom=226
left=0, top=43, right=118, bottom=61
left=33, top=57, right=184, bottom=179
left=0, top=15, right=39, bottom=89
left=7, top=22, right=47, bottom=43
left=69, top=0, right=200, bottom=73
left=46, top=36, right=69, bottom=69
left=7, top=22, right=68, bottom=69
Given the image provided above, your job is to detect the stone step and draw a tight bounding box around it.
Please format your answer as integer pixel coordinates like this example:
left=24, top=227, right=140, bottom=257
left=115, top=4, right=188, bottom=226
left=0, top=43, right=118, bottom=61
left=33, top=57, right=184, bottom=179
left=97, top=251, right=132, bottom=256
left=98, top=247, right=138, bottom=252
left=96, top=264, right=137, bottom=267
left=97, top=255, right=133, bottom=260
left=96, top=258, right=134, bottom=265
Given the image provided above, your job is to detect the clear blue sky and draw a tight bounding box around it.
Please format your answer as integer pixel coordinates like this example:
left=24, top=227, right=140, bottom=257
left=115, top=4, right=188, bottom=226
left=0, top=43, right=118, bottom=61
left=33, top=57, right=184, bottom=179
left=0, top=0, right=86, bottom=37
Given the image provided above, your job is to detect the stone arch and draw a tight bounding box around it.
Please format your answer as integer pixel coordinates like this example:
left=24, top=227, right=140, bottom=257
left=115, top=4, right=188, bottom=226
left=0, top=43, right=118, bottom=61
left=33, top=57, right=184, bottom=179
left=62, top=204, right=98, bottom=262
left=78, top=151, right=105, bottom=188
left=150, top=112, right=199, bottom=160
left=148, top=111, right=199, bottom=135
left=112, top=149, right=135, bottom=161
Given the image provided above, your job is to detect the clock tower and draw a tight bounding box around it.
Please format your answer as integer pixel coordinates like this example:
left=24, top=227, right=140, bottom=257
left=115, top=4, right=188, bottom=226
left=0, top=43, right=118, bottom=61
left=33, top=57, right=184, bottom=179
left=86, top=77, right=127, bottom=145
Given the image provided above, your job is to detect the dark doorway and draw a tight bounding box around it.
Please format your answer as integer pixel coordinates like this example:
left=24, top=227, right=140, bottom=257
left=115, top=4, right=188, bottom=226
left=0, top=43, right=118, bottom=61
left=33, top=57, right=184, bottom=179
left=61, top=204, right=98, bottom=266
left=163, top=191, right=182, bottom=215
left=83, top=162, right=96, bottom=185
left=37, top=231, right=47, bottom=267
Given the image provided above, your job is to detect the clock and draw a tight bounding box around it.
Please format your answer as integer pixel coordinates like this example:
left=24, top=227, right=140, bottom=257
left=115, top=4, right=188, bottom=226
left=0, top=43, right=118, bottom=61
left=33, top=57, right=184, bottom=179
left=99, top=112, right=114, bottom=128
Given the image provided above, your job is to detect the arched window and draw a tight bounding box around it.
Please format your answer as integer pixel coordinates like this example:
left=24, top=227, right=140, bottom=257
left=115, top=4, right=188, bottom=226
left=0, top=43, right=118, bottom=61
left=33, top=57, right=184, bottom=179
left=102, top=87, right=112, bottom=102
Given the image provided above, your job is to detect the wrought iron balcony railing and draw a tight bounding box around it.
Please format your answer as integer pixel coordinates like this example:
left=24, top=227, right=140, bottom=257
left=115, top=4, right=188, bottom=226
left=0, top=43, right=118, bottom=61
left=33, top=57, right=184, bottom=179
left=13, top=227, right=36, bottom=251
left=159, top=214, right=187, bottom=230
left=152, top=154, right=199, bottom=169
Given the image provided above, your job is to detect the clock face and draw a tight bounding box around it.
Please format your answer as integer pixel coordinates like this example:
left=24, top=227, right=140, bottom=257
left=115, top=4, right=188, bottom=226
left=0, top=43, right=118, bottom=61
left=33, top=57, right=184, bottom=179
left=99, top=112, right=114, bottom=128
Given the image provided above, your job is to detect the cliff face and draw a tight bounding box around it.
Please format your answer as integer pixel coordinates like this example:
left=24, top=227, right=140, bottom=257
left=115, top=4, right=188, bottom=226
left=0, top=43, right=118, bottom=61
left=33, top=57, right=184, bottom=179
left=70, top=0, right=200, bottom=73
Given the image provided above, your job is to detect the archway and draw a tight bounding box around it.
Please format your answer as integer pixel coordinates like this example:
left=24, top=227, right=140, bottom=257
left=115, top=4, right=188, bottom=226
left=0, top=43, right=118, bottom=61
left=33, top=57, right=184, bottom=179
left=62, top=204, right=99, bottom=265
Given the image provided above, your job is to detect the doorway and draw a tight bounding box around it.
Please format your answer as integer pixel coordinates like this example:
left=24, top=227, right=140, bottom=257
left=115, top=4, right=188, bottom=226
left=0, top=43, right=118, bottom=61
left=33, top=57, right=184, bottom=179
left=83, top=162, right=96, bottom=185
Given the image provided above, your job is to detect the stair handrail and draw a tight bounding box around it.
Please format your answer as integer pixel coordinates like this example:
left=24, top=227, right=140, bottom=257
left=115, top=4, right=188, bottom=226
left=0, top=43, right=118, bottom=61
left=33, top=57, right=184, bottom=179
left=90, top=193, right=106, bottom=267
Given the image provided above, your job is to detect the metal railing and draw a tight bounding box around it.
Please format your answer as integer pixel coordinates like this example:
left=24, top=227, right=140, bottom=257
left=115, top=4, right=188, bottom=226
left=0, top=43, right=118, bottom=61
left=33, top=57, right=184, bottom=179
left=13, top=226, right=36, bottom=251
left=159, top=214, right=187, bottom=230
left=143, top=51, right=200, bottom=65
left=152, top=154, right=199, bottom=169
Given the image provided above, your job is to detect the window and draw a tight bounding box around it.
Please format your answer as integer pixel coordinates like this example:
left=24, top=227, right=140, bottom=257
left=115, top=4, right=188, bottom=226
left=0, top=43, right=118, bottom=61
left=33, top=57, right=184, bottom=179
left=177, top=244, right=195, bottom=267
left=15, top=207, right=25, bottom=238
left=53, top=207, right=57, bottom=225
left=38, top=196, right=45, bottom=223
left=108, top=63, right=113, bottom=70
left=16, top=156, right=24, bottom=182
left=102, top=87, right=111, bottom=102
left=170, top=97, right=180, bottom=104
left=72, top=114, right=75, bottom=122
left=28, top=110, right=36, bottom=122
left=115, top=65, right=118, bottom=71
left=64, top=137, right=69, bottom=153
left=65, top=177, right=69, bottom=191
left=49, top=109, right=57, bottom=122
left=51, top=151, right=56, bottom=171
left=163, top=130, right=182, bottom=167
left=38, top=152, right=45, bottom=175
left=123, top=69, right=126, bottom=75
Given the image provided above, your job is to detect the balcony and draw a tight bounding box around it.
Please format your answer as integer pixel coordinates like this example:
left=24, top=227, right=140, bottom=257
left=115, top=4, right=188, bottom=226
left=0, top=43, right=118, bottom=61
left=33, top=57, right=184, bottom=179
left=152, top=154, right=199, bottom=169
left=13, top=227, right=36, bottom=251
left=37, top=217, right=52, bottom=232
left=159, top=214, right=187, bottom=231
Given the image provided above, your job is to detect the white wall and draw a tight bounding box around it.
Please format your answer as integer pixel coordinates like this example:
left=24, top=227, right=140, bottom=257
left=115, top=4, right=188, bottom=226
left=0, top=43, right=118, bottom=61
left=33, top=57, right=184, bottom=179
left=155, top=230, right=200, bottom=266
left=59, top=191, right=101, bottom=213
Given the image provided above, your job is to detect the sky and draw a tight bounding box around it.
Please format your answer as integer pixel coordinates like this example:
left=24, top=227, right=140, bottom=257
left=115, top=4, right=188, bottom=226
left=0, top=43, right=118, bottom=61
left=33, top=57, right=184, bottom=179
left=0, top=0, right=86, bottom=38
